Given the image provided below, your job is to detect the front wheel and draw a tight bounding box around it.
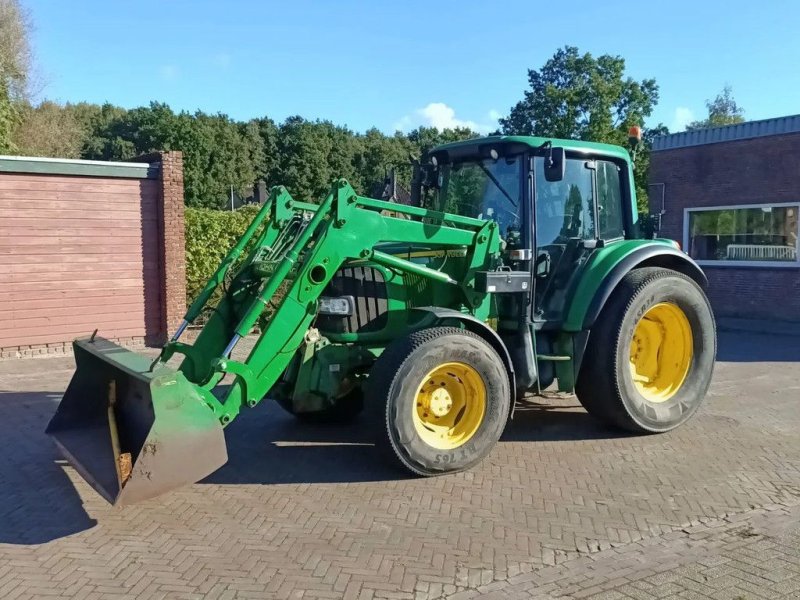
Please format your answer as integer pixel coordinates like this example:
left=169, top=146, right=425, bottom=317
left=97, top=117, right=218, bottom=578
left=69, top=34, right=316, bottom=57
left=366, top=327, right=511, bottom=475
left=576, top=267, right=716, bottom=433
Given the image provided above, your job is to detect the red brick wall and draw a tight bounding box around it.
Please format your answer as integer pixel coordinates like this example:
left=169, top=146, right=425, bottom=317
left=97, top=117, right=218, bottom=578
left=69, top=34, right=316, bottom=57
left=131, top=151, right=187, bottom=345
left=0, top=153, right=186, bottom=357
left=0, top=174, right=161, bottom=356
left=649, top=133, right=800, bottom=322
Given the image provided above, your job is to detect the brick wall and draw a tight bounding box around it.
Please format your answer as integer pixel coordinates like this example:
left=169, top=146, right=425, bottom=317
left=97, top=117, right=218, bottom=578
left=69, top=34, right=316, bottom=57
left=650, top=133, right=800, bottom=322
left=154, top=151, right=186, bottom=343
left=0, top=153, right=186, bottom=358
left=131, top=151, right=187, bottom=345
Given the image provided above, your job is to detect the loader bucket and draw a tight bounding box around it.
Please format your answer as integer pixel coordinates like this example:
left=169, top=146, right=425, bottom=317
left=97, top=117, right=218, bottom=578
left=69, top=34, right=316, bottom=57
left=46, top=337, right=227, bottom=505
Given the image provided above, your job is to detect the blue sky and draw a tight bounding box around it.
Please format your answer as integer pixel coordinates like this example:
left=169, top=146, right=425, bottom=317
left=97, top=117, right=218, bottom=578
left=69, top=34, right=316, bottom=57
left=26, top=0, right=800, bottom=134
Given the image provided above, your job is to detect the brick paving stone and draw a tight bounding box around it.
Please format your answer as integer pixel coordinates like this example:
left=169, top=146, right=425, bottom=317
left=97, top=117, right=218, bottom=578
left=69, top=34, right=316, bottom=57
left=0, top=331, right=798, bottom=599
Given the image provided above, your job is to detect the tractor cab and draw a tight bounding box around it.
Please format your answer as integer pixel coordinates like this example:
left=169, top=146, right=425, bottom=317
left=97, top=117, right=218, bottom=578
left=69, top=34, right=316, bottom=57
left=417, top=136, right=636, bottom=329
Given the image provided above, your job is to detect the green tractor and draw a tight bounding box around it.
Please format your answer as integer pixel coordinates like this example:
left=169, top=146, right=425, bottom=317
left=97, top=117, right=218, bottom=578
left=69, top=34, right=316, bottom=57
left=47, top=135, right=716, bottom=504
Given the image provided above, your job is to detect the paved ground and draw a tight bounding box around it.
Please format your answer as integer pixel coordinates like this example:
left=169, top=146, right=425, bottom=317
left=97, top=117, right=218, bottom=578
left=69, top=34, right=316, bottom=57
left=0, top=331, right=798, bottom=599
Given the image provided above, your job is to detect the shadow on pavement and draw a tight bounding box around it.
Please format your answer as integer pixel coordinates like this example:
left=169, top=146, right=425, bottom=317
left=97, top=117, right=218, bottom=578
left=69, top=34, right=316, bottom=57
left=502, top=398, right=634, bottom=443
left=202, top=402, right=408, bottom=486
left=717, top=331, right=800, bottom=362
left=205, top=397, right=630, bottom=486
left=0, top=391, right=97, bottom=545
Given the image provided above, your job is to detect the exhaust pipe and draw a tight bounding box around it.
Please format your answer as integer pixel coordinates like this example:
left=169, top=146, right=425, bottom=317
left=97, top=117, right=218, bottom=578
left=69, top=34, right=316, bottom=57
left=46, top=337, right=227, bottom=505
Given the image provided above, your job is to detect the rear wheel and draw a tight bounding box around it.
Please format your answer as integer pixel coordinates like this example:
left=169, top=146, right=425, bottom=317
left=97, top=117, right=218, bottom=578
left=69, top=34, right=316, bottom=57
left=366, top=327, right=511, bottom=475
left=576, top=267, right=716, bottom=433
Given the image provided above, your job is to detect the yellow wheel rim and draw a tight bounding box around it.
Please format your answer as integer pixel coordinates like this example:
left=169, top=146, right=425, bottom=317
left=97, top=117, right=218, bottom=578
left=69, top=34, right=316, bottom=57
left=629, top=302, right=693, bottom=403
left=412, top=362, right=486, bottom=450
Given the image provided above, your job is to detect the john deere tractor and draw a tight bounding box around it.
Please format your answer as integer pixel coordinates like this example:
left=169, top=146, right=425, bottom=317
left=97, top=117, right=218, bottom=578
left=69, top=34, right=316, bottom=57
left=47, top=135, right=716, bottom=505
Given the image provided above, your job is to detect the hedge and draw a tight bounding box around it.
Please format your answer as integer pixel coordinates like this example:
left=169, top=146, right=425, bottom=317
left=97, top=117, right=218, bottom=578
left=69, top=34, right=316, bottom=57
left=185, top=205, right=261, bottom=305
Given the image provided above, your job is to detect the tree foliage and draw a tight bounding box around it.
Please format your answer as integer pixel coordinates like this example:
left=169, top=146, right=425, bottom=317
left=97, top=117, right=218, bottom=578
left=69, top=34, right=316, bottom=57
left=184, top=205, right=260, bottom=303
left=500, top=46, right=658, bottom=142
left=5, top=40, right=673, bottom=214
left=0, top=0, right=31, bottom=151
left=0, top=0, right=31, bottom=99
left=11, top=100, right=84, bottom=157
left=4, top=94, right=479, bottom=209
left=685, top=85, right=744, bottom=131
left=0, top=80, right=15, bottom=153
left=500, top=46, right=662, bottom=210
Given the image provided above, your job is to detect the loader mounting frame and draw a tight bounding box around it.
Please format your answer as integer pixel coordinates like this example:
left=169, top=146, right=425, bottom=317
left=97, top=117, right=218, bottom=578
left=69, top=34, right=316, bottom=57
left=157, top=180, right=502, bottom=426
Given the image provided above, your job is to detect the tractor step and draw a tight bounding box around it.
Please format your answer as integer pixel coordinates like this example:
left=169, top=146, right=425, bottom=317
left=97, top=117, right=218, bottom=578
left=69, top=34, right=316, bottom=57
left=537, top=354, right=571, bottom=361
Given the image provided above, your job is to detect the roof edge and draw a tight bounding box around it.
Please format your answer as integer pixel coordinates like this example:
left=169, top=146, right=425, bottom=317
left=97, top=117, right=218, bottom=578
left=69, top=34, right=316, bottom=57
left=0, top=155, right=160, bottom=179
left=652, top=114, right=800, bottom=151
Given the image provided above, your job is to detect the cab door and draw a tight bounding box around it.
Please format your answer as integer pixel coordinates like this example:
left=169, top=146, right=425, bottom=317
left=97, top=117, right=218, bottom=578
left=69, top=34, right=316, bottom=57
left=532, top=155, right=598, bottom=325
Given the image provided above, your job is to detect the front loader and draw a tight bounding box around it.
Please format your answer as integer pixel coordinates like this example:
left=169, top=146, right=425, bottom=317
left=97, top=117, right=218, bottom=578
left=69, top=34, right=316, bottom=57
left=48, top=135, right=716, bottom=504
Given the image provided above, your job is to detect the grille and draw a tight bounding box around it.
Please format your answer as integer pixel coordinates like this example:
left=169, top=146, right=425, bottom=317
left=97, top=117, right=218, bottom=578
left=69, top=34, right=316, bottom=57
left=316, top=266, right=389, bottom=334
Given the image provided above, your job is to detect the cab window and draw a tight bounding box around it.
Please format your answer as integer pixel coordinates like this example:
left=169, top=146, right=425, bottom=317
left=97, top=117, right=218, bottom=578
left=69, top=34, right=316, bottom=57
left=534, top=157, right=595, bottom=246
left=597, top=160, right=625, bottom=240
left=435, top=156, right=523, bottom=247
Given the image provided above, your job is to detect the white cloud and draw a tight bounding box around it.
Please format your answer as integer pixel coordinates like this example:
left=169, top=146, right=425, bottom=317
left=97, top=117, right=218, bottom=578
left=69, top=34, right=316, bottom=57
left=158, top=64, right=179, bottom=81
left=487, top=109, right=502, bottom=122
left=393, top=102, right=497, bottom=134
left=213, top=53, right=231, bottom=69
left=671, top=107, right=695, bottom=132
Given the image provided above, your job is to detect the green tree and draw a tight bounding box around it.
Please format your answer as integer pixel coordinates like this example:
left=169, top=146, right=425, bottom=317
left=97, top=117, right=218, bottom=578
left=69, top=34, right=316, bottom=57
left=500, top=46, right=658, bottom=142
left=84, top=102, right=266, bottom=208
left=0, top=0, right=32, bottom=151
left=254, top=116, right=280, bottom=185
left=11, top=100, right=85, bottom=157
left=406, top=126, right=479, bottom=155
left=685, top=85, right=744, bottom=131
left=352, top=128, right=416, bottom=194
left=273, top=116, right=334, bottom=200
left=272, top=117, right=365, bottom=200
left=0, top=80, right=14, bottom=153
left=67, top=101, right=130, bottom=157
left=500, top=46, right=661, bottom=210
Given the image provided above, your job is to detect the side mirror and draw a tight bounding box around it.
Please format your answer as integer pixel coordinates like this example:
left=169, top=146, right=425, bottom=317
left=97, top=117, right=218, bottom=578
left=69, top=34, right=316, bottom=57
left=544, top=147, right=565, bottom=182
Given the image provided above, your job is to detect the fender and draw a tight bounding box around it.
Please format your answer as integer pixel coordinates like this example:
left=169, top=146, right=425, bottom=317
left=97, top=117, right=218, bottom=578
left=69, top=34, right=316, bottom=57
left=411, top=307, right=516, bottom=411
left=562, top=240, right=708, bottom=332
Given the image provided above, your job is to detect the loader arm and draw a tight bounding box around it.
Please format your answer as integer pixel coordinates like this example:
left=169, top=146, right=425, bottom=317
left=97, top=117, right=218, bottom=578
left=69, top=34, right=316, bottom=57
left=159, top=179, right=501, bottom=426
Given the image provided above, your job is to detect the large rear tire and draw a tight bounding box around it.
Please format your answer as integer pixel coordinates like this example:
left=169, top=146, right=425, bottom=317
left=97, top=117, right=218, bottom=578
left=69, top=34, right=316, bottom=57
left=366, top=327, right=511, bottom=475
left=576, top=267, right=716, bottom=433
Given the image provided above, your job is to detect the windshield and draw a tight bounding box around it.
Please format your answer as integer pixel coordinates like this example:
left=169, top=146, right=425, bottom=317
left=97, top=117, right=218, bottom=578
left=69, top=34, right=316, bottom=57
left=433, top=156, right=523, bottom=242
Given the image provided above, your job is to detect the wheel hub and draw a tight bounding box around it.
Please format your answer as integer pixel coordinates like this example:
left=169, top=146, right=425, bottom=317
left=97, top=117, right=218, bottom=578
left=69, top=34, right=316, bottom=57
left=412, top=362, right=487, bottom=450
left=427, top=387, right=453, bottom=417
left=629, top=302, right=693, bottom=403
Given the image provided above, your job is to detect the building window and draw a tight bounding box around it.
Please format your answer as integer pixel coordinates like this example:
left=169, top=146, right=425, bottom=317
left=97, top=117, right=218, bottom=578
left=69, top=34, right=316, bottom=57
left=685, top=204, right=800, bottom=265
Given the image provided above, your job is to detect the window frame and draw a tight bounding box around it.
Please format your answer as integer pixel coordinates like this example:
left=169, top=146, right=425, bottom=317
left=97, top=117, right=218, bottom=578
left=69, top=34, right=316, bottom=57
left=683, top=202, right=800, bottom=268
left=595, top=159, right=626, bottom=243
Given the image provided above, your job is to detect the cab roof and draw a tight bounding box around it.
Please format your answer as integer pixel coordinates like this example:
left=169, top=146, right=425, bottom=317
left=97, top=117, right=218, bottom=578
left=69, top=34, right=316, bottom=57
left=431, top=135, right=632, bottom=163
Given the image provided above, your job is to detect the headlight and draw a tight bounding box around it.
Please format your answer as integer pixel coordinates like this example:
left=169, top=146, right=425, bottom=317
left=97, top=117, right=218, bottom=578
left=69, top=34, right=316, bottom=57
left=318, top=296, right=354, bottom=316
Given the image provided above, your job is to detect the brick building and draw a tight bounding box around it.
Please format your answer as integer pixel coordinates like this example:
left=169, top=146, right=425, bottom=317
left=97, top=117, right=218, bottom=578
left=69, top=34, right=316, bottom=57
left=649, top=116, right=800, bottom=323
left=0, top=151, right=186, bottom=357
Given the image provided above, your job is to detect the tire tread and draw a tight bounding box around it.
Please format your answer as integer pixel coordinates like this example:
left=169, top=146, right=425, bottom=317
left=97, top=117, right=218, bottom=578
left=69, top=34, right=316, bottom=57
left=576, top=267, right=714, bottom=432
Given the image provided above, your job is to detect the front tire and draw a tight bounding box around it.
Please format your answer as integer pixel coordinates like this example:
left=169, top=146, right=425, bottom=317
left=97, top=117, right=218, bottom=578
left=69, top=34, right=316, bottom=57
left=576, top=267, right=716, bottom=433
left=366, top=327, right=511, bottom=475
